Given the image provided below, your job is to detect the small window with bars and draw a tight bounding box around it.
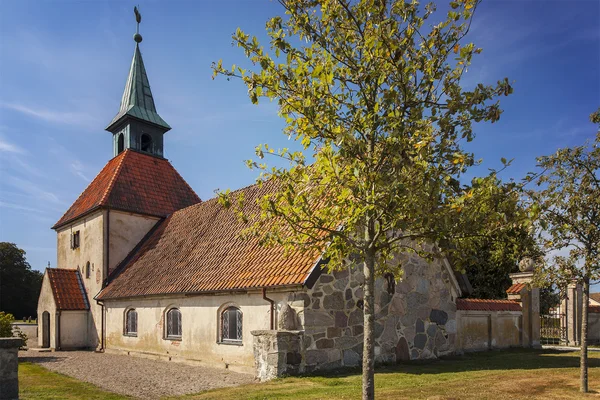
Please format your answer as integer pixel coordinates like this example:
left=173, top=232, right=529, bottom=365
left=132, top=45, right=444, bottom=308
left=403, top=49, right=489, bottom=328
left=125, top=309, right=137, bottom=336
left=166, top=308, right=182, bottom=340
left=221, top=306, right=242, bottom=343
left=71, top=231, right=80, bottom=249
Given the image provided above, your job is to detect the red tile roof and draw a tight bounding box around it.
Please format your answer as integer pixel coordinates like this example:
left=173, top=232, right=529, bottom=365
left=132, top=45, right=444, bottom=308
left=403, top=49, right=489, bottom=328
left=506, top=283, right=527, bottom=294
left=590, top=305, right=600, bottom=314
left=53, top=150, right=201, bottom=229
left=97, top=179, right=322, bottom=300
left=457, top=298, right=522, bottom=312
left=590, top=293, right=600, bottom=305
left=47, top=269, right=89, bottom=311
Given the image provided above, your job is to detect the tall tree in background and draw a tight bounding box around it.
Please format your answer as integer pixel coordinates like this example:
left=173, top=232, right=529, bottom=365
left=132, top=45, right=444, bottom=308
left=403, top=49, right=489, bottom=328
left=464, top=223, right=542, bottom=300
left=462, top=218, right=559, bottom=314
left=529, top=110, right=599, bottom=393
left=213, top=0, right=515, bottom=398
left=0, top=242, right=43, bottom=320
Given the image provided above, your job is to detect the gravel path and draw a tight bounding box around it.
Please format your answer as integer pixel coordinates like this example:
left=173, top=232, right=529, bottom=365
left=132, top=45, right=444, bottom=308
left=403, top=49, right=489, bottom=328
left=19, top=350, right=255, bottom=399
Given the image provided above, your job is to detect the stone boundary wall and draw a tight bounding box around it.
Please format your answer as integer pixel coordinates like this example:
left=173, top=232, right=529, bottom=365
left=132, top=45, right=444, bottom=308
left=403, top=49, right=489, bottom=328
left=456, top=310, right=522, bottom=351
left=11, top=324, right=37, bottom=348
left=0, top=338, right=23, bottom=400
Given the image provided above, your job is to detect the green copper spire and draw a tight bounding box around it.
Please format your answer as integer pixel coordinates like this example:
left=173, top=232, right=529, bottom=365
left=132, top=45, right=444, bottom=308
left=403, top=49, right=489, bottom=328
left=106, top=44, right=170, bottom=131
left=106, top=7, right=170, bottom=158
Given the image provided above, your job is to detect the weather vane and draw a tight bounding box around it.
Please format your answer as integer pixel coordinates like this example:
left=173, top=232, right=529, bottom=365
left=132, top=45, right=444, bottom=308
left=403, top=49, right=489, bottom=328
left=133, top=6, right=143, bottom=43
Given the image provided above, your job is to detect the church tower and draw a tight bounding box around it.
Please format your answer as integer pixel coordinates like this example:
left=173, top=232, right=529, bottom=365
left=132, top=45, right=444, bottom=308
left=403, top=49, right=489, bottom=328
left=106, top=7, right=170, bottom=158
left=37, top=7, right=200, bottom=351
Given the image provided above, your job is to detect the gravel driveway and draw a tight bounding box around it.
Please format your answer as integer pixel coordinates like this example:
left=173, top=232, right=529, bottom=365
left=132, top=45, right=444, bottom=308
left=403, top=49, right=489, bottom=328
left=19, top=350, right=255, bottom=399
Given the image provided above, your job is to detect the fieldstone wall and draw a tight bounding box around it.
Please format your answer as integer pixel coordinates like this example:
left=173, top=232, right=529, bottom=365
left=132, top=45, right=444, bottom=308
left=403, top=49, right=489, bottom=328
left=294, top=252, right=458, bottom=372
left=0, top=338, right=23, bottom=400
left=251, top=330, right=304, bottom=381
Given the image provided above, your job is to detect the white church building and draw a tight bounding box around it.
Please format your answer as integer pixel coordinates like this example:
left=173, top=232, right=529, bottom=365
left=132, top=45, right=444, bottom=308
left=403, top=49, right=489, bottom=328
left=37, top=9, right=537, bottom=380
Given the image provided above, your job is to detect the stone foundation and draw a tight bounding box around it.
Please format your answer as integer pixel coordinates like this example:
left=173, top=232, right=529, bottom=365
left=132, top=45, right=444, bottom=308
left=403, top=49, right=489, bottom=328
left=252, top=330, right=304, bottom=381
left=0, top=338, right=23, bottom=400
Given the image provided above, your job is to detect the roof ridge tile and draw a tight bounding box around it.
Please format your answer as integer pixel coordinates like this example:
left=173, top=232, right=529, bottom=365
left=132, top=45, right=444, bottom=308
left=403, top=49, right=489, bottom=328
left=99, top=149, right=129, bottom=206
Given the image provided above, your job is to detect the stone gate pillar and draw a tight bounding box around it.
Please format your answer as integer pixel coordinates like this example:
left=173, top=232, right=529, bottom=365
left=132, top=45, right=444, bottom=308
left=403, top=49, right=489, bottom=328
left=0, top=338, right=23, bottom=400
left=507, top=258, right=540, bottom=348
left=562, top=281, right=583, bottom=346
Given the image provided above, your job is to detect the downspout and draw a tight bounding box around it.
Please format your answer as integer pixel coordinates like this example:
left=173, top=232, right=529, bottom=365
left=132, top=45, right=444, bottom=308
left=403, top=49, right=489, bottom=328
left=56, top=311, right=61, bottom=350
left=97, top=208, right=110, bottom=352
left=262, top=287, right=275, bottom=330
left=105, top=208, right=110, bottom=282
left=96, top=300, right=105, bottom=352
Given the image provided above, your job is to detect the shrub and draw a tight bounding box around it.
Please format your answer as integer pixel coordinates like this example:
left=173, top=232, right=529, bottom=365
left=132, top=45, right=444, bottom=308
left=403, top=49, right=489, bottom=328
left=0, top=311, right=15, bottom=337
left=0, top=312, right=28, bottom=348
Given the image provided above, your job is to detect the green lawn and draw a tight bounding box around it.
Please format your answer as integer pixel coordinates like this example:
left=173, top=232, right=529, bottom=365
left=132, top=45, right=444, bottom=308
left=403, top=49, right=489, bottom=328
left=19, top=363, right=129, bottom=400
left=20, top=349, right=600, bottom=400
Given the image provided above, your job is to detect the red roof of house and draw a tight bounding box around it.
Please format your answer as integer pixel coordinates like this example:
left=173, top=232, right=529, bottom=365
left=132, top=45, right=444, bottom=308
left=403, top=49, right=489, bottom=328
left=590, top=305, right=600, bottom=314
left=47, top=269, right=89, bottom=311
left=97, top=179, right=322, bottom=300
left=506, top=283, right=527, bottom=294
left=457, top=298, right=522, bottom=312
left=53, top=150, right=201, bottom=229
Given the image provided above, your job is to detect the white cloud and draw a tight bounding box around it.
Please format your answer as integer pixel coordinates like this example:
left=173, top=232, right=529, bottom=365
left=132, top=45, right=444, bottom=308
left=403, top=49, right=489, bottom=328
left=6, top=176, right=65, bottom=206
left=0, top=137, right=25, bottom=154
left=0, top=201, right=47, bottom=214
left=70, top=160, right=90, bottom=182
left=1, top=102, right=98, bottom=128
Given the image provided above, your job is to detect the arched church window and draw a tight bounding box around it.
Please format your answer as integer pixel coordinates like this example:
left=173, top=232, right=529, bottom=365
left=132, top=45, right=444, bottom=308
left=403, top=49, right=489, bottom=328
left=117, top=133, right=124, bottom=154
left=85, top=262, right=90, bottom=279
left=220, top=306, right=242, bottom=343
left=165, top=308, right=182, bottom=339
left=124, top=309, right=137, bottom=336
left=141, top=134, right=152, bottom=153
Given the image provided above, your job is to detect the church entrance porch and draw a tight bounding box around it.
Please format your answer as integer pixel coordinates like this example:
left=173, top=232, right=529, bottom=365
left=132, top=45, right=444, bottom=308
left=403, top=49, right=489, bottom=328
left=41, top=312, right=50, bottom=348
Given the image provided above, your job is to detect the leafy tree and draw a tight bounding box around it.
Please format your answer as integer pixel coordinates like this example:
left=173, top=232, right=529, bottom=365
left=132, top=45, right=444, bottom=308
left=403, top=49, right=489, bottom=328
left=0, top=243, right=43, bottom=320
left=528, top=112, right=599, bottom=393
left=464, top=224, right=542, bottom=300
left=454, top=180, right=562, bottom=313
left=539, top=286, right=560, bottom=315
left=213, top=0, right=515, bottom=397
left=454, top=178, right=543, bottom=300
left=0, top=312, right=28, bottom=347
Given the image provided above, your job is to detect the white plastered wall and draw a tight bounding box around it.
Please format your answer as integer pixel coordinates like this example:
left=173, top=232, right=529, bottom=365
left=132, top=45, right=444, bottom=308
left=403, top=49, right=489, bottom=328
left=36, top=273, right=57, bottom=349
left=60, top=311, right=90, bottom=349
left=103, top=289, right=303, bottom=373
left=108, top=210, right=160, bottom=274
left=54, top=209, right=159, bottom=349
left=56, top=211, right=104, bottom=348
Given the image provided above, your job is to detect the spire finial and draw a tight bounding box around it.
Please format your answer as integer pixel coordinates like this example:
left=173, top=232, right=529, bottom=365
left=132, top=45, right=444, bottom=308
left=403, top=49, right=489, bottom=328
left=133, top=6, right=143, bottom=43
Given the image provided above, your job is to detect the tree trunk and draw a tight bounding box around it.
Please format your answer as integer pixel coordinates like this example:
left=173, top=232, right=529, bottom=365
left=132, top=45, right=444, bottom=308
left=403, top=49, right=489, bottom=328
left=362, top=247, right=376, bottom=400
left=580, top=276, right=589, bottom=393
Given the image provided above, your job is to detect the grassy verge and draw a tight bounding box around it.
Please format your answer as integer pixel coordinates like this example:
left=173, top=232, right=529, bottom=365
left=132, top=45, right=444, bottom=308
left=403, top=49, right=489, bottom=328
left=20, top=349, right=599, bottom=399
left=19, top=363, right=129, bottom=400
left=173, top=349, right=600, bottom=400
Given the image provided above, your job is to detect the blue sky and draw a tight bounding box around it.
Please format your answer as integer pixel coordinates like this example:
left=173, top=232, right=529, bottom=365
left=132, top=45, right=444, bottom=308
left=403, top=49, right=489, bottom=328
left=0, top=0, right=598, bottom=291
